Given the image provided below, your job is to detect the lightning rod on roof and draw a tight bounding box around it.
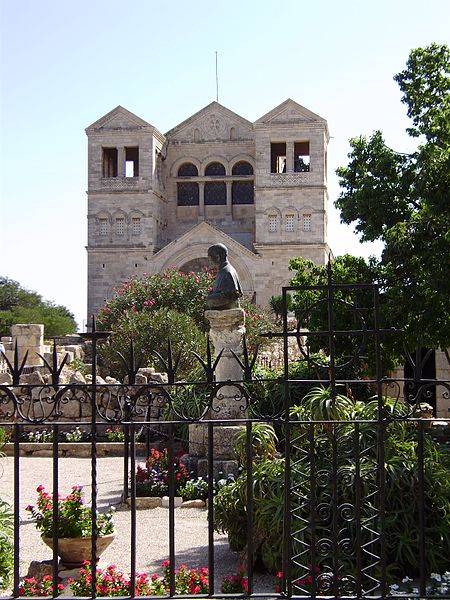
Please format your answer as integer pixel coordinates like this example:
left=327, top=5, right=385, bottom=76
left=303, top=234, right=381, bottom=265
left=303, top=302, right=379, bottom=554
left=215, top=51, right=219, bottom=102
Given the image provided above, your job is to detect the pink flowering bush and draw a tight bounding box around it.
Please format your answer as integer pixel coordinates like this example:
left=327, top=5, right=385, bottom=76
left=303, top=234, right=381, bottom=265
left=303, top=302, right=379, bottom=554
left=221, top=565, right=248, bottom=593
left=96, top=268, right=273, bottom=380
left=97, top=269, right=215, bottom=333
left=18, top=575, right=64, bottom=597
left=25, top=485, right=114, bottom=538
left=68, top=561, right=209, bottom=596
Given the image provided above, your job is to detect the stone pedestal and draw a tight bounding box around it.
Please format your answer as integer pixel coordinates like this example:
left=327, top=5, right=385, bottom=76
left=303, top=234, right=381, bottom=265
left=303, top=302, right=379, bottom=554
left=189, top=308, right=245, bottom=474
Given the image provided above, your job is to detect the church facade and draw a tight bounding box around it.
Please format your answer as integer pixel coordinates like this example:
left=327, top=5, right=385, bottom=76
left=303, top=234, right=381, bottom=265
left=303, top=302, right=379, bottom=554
left=86, top=99, right=331, bottom=319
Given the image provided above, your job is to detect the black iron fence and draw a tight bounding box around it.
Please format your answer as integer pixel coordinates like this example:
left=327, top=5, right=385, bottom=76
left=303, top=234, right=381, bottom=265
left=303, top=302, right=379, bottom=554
left=0, top=275, right=449, bottom=599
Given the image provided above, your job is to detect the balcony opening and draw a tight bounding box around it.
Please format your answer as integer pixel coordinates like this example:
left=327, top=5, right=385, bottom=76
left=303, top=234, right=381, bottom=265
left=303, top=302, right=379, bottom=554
left=271, top=143, right=286, bottom=173
left=125, top=147, right=139, bottom=177
left=102, top=148, right=118, bottom=177
left=294, top=142, right=310, bottom=172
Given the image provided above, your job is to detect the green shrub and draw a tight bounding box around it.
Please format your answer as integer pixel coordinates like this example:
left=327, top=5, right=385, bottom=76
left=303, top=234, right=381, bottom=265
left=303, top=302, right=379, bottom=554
left=0, top=499, right=13, bottom=590
left=99, top=308, right=207, bottom=380
left=233, top=422, right=278, bottom=465
left=214, top=396, right=450, bottom=578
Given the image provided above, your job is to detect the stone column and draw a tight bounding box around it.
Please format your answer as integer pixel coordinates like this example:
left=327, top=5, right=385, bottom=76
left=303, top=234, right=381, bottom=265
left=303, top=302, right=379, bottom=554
left=199, top=182, right=205, bottom=219
left=188, top=308, right=245, bottom=477
left=286, top=141, right=294, bottom=172
left=117, top=147, right=125, bottom=177
left=226, top=181, right=232, bottom=215
left=10, top=324, right=44, bottom=367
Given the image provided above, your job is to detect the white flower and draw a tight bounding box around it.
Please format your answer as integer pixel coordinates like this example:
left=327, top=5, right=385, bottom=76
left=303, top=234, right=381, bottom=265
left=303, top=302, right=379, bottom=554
left=402, top=576, right=412, bottom=583
left=430, top=573, right=442, bottom=582
left=412, top=588, right=419, bottom=595
left=443, top=572, right=450, bottom=581
left=390, top=584, right=399, bottom=590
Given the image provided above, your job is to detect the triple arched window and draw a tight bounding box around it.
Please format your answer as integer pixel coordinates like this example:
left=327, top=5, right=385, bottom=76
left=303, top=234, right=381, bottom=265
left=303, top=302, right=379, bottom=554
left=176, top=160, right=254, bottom=206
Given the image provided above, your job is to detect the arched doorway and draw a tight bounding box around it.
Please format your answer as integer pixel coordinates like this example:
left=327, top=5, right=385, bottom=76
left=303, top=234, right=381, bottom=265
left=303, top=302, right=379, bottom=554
left=179, top=258, right=211, bottom=273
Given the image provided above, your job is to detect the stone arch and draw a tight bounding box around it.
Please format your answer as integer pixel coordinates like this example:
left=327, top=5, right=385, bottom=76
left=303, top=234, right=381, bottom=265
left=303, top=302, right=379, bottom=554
left=170, top=156, right=202, bottom=177
left=230, top=154, right=255, bottom=172
left=201, top=155, right=229, bottom=175
left=159, top=243, right=254, bottom=293
left=204, top=161, right=226, bottom=177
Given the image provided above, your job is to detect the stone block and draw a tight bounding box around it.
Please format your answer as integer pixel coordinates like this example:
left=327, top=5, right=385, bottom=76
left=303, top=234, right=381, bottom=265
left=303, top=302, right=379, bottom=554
left=26, top=560, right=55, bottom=580
left=180, top=499, right=206, bottom=509
left=125, top=496, right=162, bottom=509
left=161, top=496, right=183, bottom=508
left=0, top=372, right=12, bottom=385
left=196, top=458, right=239, bottom=479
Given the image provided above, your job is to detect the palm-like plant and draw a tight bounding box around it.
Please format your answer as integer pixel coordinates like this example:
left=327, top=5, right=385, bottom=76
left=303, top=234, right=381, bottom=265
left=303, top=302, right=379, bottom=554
left=291, top=385, right=354, bottom=421
left=233, top=423, right=278, bottom=466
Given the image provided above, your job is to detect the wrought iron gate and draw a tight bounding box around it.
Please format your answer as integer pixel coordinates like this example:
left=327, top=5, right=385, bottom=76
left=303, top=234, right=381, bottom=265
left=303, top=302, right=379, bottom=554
left=0, top=269, right=449, bottom=599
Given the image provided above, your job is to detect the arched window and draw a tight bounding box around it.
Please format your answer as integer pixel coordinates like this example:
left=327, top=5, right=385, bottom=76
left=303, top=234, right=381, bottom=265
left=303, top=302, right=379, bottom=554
left=232, top=181, right=254, bottom=204
left=178, top=163, right=198, bottom=177
left=232, top=161, right=253, bottom=176
left=177, top=182, right=199, bottom=206
left=205, top=181, right=226, bottom=205
left=205, top=162, right=226, bottom=176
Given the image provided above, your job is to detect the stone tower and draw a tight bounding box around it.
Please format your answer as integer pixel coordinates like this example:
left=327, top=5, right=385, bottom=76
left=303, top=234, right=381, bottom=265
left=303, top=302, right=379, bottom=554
left=86, top=99, right=331, bottom=321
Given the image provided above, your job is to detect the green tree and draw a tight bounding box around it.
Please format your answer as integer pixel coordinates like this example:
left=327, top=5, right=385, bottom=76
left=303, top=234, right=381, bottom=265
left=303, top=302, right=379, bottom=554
left=288, top=255, right=396, bottom=380
left=335, top=44, right=450, bottom=351
left=0, top=278, right=77, bottom=337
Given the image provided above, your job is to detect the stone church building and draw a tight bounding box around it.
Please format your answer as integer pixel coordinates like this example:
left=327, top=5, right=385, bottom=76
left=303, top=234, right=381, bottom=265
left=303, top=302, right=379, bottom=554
left=86, top=99, right=331, bottom=318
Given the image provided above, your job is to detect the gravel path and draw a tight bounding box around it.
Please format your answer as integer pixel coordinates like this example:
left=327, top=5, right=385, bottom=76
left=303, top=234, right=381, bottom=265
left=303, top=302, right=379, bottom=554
left=0, top=456, right=274, bottom=594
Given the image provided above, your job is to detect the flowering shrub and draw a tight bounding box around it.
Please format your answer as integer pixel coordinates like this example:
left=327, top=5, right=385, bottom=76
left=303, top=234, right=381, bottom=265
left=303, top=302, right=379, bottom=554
left=68, top=561, right=209, bottom=596
left=136, top=448, right=189, bottom=497
left=221, top=565, right=248, bottom=593
left=20, top=428, right=89, bottom=443
left=63, top=427, right=86, bottom=442
left=275, top=567, right=324, bottom=594
left=178, top=477, right=209, bottom=501
left=23, top=429, right=53, bottom=443
left=390, top=572, right=450, bottom=597
left=162, top=561, right=209, bottom=595
left=96, top=268, right=273, bottom=380
left=97, top=269, right=215, bottom=333
left=18, top=575, right=64, bottom=597
left=105, top=427, right=125, bottom=442
left=26, top=485, right=114, bottom=538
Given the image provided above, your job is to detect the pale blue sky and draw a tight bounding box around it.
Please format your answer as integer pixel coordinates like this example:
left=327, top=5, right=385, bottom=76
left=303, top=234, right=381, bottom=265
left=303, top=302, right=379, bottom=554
left=1, top=0, right=449, bottom=330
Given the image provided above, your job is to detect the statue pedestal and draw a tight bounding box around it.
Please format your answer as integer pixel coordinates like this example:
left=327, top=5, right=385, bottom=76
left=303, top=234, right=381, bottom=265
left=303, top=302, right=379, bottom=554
left=188, top=308, right=245, bottom=476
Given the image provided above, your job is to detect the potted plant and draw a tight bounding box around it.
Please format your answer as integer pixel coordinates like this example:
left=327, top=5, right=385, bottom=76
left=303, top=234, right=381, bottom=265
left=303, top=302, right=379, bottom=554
left=26, top=485, right=115, bottom=568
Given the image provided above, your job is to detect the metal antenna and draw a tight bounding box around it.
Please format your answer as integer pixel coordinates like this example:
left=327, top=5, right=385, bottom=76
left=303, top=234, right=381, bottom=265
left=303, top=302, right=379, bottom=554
left=215, top=51, right=219, bottom=102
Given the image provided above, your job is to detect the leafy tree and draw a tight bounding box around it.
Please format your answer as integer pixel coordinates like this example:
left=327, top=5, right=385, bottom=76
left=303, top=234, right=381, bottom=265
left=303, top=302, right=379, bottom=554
left=288, top=255, right=398, bottom=378
left=335, top=43, right=450, bottom=351
left=0, top=277, right=76, bottom=337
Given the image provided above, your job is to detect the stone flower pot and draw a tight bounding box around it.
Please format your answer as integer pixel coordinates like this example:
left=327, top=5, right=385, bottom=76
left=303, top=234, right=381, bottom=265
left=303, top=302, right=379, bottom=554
left=42, top=534, right=115, bottom=569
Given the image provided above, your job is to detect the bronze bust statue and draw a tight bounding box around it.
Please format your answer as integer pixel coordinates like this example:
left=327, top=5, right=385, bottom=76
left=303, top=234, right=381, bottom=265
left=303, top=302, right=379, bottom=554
left=205, top=244, right=243, bottom=310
